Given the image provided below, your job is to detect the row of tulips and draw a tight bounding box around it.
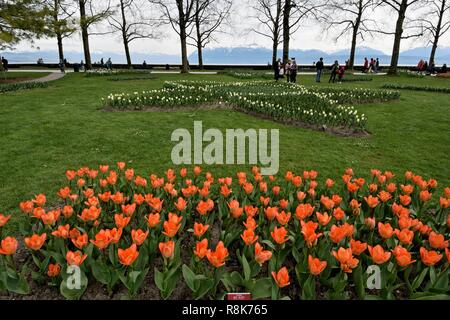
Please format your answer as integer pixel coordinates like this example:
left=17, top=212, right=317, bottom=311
left=103, top=81, right=400, bottom=130
left=0, top=163, right=449, bottom=300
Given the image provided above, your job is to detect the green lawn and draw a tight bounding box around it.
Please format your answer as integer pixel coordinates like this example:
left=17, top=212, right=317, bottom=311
left=0, top=72, right=449, bottom=231
left=0, top=71, right=51, bottom=81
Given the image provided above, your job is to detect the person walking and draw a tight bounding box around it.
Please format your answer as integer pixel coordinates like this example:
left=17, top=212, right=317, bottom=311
left=329, top=60, right=339, bottom=83
left=274, top=58, right=282, bottom=81
left=106, top=58, right=112, bottom=70
left=315, top=57, right=324, bottom=82
left=375, top=58, right=380, bottom=73
left=363, top=57, right=369, bottom=73
left=285, top=60, right=292, bottom=83
left=1, top=56, right=8, bottom=71
left=290, top=58, right=298, bottom=83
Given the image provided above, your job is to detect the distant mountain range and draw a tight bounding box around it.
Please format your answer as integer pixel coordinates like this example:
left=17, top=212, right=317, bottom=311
left=1, top=46, right=449, bottom=66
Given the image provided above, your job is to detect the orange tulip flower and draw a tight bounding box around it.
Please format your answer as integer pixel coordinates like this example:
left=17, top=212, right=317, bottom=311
left=115, top=214, right=131, bottom=229
left=264, top=206, right=279, bottom=221
left=24, top=233, right=47, bottom=251
left=0, top=214, right=12, bottom=227
left=316, top=212, right=331, bottom=226
left=378, top=222, right=394, bottom=239
left=66, top=251, right=87, bottom=266
left=272, top=267, right=290, bottom=288
left=365, top=217, right=375, bottom=230
left=395, top=228, right=414, bottom=245
left=392, top=246, right=416, bottom=267
left=276, top=211, right=291, bottom=226
left=332, top=247, right=359, bottom=273
left=193, top=222, right=209, bottom=238
left=419, top=190, right=432, bottom=202
left=350, top=239, right=367, bottom=255
left=241, top=228, right=259, bottom=246
left=368, top=245, right=391, bottom=264
left=118, top=244, right=139, bottom=266
left=0, top=237, right=18, bottom=255
left=33, top=194, right=46, bottom=207
left=329, top=224, right=348, bottom=244
left=121, top=203, right=136, bottom=217
left=79, top=206, right=101, bottom=222
left=144, top=213, right=160, bottom=229
left=308, top=255, right=327, bottom=276
left=446, top=248, right=450, bottom=263
left=420, top=247, right=443, bottom=266
left=52, top=224, right=71, bottom=238
left=333, top=207, right=345, bottom=221
left=47, top=263, right=61, bottom=277
left=364, top=195, right=379, bottom=208
left=243, top=216, right=258, bottom=230
left=72, top=233, right=88, bottom=250
left=244, top=205, right=258, bottom=218
left=194, top=238, right=209, bottom=259
left=159, top=240, right=175, bottom=259
left=206, top=241, right=228, bottom=268
left=428, top=232, right=449, bottom=250
left=301, top=220, right=322, bottom=247
left=163, top=220, right=181, bottom=238
left=295, top=203, right=314, bottom=220
left=271, top=226, right=288, bottom=245
left=132, top=229, right=149, bottom=246
left=90, top=230, right=112, bottom=249
left=254, top=243, right=272, bottom=265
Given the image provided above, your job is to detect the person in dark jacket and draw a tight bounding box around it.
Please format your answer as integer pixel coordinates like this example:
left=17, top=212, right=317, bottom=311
left=274, top=58, right=282, bottom=81
left=1, top=56, right=8, bottom=71
left=316, top=57, right=324, bottom=82
left=329, top=60, right=339, bottom=83
left=290, top=58, right=298, bottom=83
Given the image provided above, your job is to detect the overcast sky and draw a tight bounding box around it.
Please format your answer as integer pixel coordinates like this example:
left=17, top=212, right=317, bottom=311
left=13, top=1, right=450, bottom=56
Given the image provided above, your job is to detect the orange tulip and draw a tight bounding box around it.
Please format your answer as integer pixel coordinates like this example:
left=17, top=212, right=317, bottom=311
left=47, top=263, right=61, bottom=277
left=295, top=203, right=314, bottom=220
left=90, top=230, right=112, bottom=249
left=244, top=205, right=258, bottom=217
left=395, top=228, right=414, bottom=245
left=332, top=247, right=359, bottom=273
left=446, top=248, right=450, bottom=263
left=428, top=232, right=449, bottom=250
left=174, top=197, right=187, bottom=211
left=378, top=191, right=392, bottom=203
left=378, top=222, right=394, bottom=239
left=368, top=245, right=391, bottom=264
left=66, top=251, right=87, bottom=266
left=320, top=196, right=335, bottom=210
left=264, top=206, right=279, bottom=221
left=193, top=222, right=209, bottom=238
left=271, top=267, right=290, bottom=288
left=19, top=200, right=34, bottom=214
left=0, top=237, right=18, bottom=255
left=276, top=211, right=291, bottom=226
left=419, top=190, right=432, bottom=202
left=364, top=195, right=379, bottom=208
left=33, top=194, right=46, bottom=207
left=79, top=206, right=101, bottom=222
left=24, top=233, right=47, bottom=250
left=350, top=239, right=367, bottom=255
left=197, top=199, right=212, bottom=215
left=243, top=216, right=258, bottom=230
left=41, top=209, right=60, bottom=225
left=301, top=220, right=322, bottom=247
left=72, top=233, right=88, bottom=250
left=132, top=229, right=149, bottom=246
left=194, top=238, right=208, bottom=259
left=332, top=207, right=345, bottom=221
left=365, top=217, right=375, bottom=230
left=420, top=247, right=442, bottom=266
left=159, top=240, right=175, bottom=259
left=0, top=214, right=11, bottom=227
left=115, top=214, right=131, bottom=229
left=392, top=246, right=416, bottom=267
left=118, top=244, right=139, bottom=266
left=329, top=224, right=348, bottom=244
left=162, top=220, right=181, bottom=238
left=52, top=224, right=71, bottom=238
left=308, top=255, right=327, bottom=276
left=108, top=228, right=122, bottom=244
left=316, top=212, right=331, bottom=226
left=271, top=226, right=288, bottom=245
left=121, top=203, right=136, bottom=217
left=241, top=228, right=258, bottom=246
left=254, top=243, right=272, bottom=265
left=206, top=241, right=228, bottom=267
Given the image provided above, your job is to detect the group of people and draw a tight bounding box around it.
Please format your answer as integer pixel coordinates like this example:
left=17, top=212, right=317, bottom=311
left=274, top=58, right=298, bottom=83
left=0, top=56, right=9, bottom=71
left=99, top=58, right=113, bottom=70
left=416, top=59, right=447, bottom=75
left=363, top=57, right=380, bottom=73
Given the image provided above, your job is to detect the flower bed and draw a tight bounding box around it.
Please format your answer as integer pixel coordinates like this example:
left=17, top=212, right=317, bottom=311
left=382, top=83, right=450, bottom=94
left=0, top=81, right=48, bottom=94
left=103, top=81, right=400, bottom=131
left=1, top=163, right=449, bottom=300
left=218, top=70, right=273, bottom=80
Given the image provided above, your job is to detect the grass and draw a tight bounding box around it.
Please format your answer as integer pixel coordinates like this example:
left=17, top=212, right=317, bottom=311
left=0, top=71, right=449, bottom=232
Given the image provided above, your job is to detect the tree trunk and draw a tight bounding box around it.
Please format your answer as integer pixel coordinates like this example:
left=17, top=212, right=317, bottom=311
left=429, top=0, right=445, bottom=66
left=282, top=0, right=291, bottom=64
left=119, top=0, right=132, bottom=68
left=53, top=0, right=64, bottom=62
left=177, top=0, right=189, bottom=73
left=79, top=0, right=92, bottom=70
left=272, top=35, right=278, bottom=67
left=348, top=0, right=362, bottom=69
left=195, top=10, right=203, bottom=69
left=272, top=0, right=282, bottom=67
left=389, top=0, right=407, bottom=75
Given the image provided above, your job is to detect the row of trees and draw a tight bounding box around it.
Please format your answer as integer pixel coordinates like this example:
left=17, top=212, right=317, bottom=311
left=1, top=0, right=449, bottom=74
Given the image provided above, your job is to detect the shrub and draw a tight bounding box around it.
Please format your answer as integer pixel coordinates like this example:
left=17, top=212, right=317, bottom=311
left=0, top=81, right=48, bottom=94
left=1, top=164, right=449, bottom=300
